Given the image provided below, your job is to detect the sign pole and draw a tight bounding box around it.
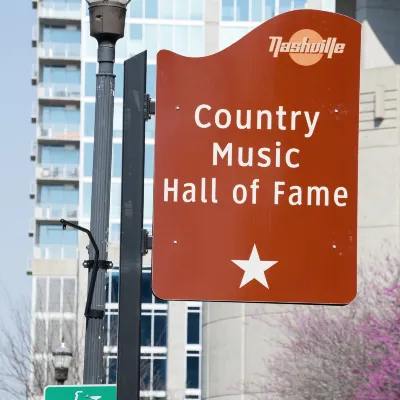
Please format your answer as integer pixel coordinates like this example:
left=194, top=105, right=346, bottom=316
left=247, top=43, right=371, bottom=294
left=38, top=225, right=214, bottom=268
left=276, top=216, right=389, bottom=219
left=116, top=51, right=147, bottom=400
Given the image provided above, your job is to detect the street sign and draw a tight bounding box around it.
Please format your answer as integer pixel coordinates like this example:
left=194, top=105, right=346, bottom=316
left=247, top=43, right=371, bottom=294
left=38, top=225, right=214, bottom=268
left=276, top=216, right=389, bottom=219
left=152, top=10, right=361, bottom=305
left=44, top=385, right=116, bottom=400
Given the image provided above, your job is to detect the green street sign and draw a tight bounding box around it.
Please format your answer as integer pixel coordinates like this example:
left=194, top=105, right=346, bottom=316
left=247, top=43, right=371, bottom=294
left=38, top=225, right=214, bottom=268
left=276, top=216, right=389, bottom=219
left=44, top=385, right=116, bottom=400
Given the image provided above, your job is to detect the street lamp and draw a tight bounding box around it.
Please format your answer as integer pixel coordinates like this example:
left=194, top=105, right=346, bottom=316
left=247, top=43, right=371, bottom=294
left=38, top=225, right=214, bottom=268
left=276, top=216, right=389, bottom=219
left=87, top=0, right=130, bottom=43
left=81, top=0, right=129, bottom=385
left=53, top=341, right=72, bottom=385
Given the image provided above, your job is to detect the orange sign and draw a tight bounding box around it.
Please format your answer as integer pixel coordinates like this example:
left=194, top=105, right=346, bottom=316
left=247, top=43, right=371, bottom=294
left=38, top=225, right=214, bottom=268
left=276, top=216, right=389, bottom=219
left=152, top=10, right=361, bottom=305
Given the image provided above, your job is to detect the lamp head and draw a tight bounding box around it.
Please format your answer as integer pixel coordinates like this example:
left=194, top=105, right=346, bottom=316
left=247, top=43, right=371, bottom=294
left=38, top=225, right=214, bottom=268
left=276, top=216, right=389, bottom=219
left=86, top=0, right=131, bottom=5
left=87, top=0, right=129, bottom=43
left=53, top=341, right=73, bottom=370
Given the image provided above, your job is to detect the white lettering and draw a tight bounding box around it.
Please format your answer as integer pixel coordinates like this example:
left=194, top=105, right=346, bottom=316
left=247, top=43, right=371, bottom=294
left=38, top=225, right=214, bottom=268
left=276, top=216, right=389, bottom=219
left=215, top=109, right=231, bottom=129
left=233, top=184, right=247, bottom=204
left=304, top=112, right=320, bottom=138
left=213, top=142, right=232, bottom=166
left=194, top=104, right=211, bottom=128
left=250, top=179, right=260, bottom=204
left=334, top=187, right=347, bottom=206
left=164, top=179, right=178, bottom=202
left=274, top=181, right=285, bottom=204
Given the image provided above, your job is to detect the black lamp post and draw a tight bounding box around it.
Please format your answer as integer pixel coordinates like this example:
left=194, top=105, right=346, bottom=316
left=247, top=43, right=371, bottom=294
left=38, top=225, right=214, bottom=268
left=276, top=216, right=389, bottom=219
left=53, top=341, right=72, bottom=385
left=83, top=0, right=129, bottom=385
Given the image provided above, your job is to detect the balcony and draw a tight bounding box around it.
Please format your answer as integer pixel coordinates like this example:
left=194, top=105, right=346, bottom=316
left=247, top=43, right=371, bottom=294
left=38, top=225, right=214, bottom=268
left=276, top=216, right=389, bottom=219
left=30, top=142, right=37, bottom=161
left=31, top=103, right=38, bottom=123
left=33, top=245, right=78, bottom=260
left=38, top=1, right=81, bottom=21
left=29, top=182, right=36, bottom=199
left=38, top=42, right=80, bottom=61
left=29, top=219, right=35, bottom=237
left=38, top=83, right=80, bottom=103
left=35, top=204, right=78, bottom=221
left=37, top=123, right=80, bottom=142
left=32, top=26, right=37, bottom=47
left=32, top=65, right=38, bottom=86
left=36, top=164, right=79, bottom=181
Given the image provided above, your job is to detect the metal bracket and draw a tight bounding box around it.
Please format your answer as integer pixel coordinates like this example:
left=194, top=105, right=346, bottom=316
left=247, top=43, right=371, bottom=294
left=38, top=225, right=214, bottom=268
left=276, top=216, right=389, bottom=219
left=144, top=94, right=156, bottom=121
left=141, top=229, right=153, bottom=256
left=60, top=219, right=108, bottom=320
left=83, top=260, right=113, bottom=269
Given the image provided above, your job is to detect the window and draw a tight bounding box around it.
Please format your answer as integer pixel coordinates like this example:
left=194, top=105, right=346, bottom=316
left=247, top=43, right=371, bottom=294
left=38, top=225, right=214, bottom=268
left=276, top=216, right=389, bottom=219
left=159, top=0, right=173, bottom=18
left=34, top=277, right=76, bottom=314
left=110, top=223, right=120, bottom=243
left=42, top=65, right=80, bottom=84
left=142, top=271, right=152, bottom=304
left=145, top=24, right=158, bottom=59
left=84, top=143, right=94, bottom=177
left=294, top=0, right=306, bottom=8
left=141, top=314, right=151, bottom=346
left=131, top=24, right=142, bottom=41
left=190, top=0, right=203, bottom=20
left=222, top=0, right=234, bottom=20
left=187, top=312, right=200, bottom=344
left=154, top=315, right=167, bottom=346
left=40, top=144, right=79, bottom=165
left=153, top=358, right=166, bottom=390
left=251, top=0, right=263, bottom=21
left=159, top=25, right=174, bottom=51
left=114, top=103, right=123, bottom=138
left=39, top=185, right=78, bottom=205
left=115, top=63, right=124, bottom=98
left=41, top=105, right=80, bottom=125
left=143, top=182, right=153, bottom=221
left=108, top=358, right=117, bottom=383
left=146, top=117, right=155, bottom=139
left=147, top=64, right=156, bottom=98
left=110, top=183, right=121, bottom=219
left=237, top=0, right=249, bottom=21
left=265, top=0, right=275, bottom=18
left=145, top=144, right=155, bottom=179
left=279, top=0, right=291, bottom=13
left=186, top=353, right=200, bottom=389
left=42, top=25, right=81, bottom=43
left=84, top=102, right=95, bottom=137
left=145, top=0, right=158, bottom=18
left=39, top=224, right=78, bottom=245
left=130, top=0, right=143, bottom=17
left=188, top=26, right=204, bottom=57
left=83, top=182, right=92, bottom=218
left=85, top=63, right=97, bottom=96
left=220, top=26, right=249, bottom=50
left=175, top=26, right=189, bottom=55
left=175, top=0, right=189, bottom=19
left=112, top=143, right=122, bottom=178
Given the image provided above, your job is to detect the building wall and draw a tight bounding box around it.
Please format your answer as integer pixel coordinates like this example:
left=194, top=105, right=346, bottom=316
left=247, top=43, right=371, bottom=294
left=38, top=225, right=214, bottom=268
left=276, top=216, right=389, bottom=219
left=200, top=3, right=400, bottom=400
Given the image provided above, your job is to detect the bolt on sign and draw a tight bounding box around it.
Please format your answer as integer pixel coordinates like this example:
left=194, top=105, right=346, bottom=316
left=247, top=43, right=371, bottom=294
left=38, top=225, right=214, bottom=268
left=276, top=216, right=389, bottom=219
left=152, top=10, right=361, bottom=305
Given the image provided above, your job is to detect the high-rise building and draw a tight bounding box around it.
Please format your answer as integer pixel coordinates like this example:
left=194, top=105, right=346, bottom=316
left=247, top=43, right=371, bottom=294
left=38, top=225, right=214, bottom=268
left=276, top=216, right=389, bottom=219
left=29, top=1, right=336, bottom=399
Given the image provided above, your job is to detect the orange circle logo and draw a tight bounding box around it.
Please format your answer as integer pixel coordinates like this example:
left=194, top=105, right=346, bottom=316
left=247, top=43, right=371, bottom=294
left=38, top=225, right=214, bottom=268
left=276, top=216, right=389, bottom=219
left=289, top=29, right=324, bottom=66
left=268, top=30, right=345, bottom=66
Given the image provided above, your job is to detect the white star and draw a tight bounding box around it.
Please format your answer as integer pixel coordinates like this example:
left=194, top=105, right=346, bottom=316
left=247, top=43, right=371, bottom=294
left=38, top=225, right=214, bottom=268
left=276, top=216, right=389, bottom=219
left=232, top=245, right=278, bottom=289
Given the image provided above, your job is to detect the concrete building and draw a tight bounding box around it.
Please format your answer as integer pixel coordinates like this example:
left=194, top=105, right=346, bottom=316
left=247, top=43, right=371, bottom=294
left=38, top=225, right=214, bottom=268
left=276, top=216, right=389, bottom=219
left=202, top=1, right=400, bottom=400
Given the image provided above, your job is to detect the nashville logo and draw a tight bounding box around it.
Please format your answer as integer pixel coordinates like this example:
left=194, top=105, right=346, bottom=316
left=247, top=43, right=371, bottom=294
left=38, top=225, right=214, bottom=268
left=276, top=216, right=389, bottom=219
left=269, top=29, right=346, bottom=66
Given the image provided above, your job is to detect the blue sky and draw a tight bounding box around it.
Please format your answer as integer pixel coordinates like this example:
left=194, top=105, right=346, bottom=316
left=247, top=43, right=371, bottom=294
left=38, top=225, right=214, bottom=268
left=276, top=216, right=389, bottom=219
left=0, top=4, right=35, bottom=320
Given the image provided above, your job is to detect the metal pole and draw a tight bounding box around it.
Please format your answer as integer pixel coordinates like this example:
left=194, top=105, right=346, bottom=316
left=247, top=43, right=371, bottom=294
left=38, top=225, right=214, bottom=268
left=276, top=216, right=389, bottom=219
left=83, top=39, right=116, bottom=384
left=84, top=1, right=127, bottom=384
left=116, top=51, right=148, bottom=400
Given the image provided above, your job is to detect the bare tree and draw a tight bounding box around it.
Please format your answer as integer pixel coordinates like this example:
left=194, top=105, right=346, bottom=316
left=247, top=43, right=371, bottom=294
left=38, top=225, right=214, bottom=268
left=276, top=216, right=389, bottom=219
left=0, top=288, right=84, bottom=400
left=248, top=255, right=400, bottom=400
